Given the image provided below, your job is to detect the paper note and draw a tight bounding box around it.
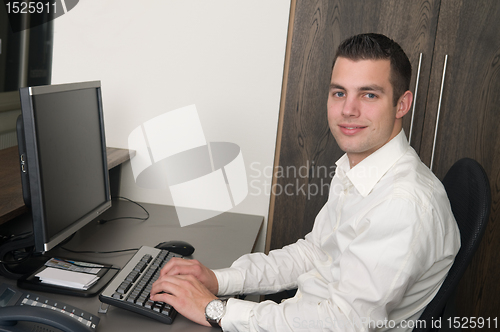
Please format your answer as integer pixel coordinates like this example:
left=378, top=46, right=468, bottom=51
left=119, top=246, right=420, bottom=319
left=36, top=267, right=100, bottom=290
left=45, top=257, right=103, bottom=274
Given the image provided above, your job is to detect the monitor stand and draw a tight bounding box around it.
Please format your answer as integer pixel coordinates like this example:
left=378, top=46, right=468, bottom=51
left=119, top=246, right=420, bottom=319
left=0, top=233, right=118, bottom=297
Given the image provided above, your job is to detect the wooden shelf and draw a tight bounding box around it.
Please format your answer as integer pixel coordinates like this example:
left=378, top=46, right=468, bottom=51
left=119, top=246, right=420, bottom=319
left=0, top=146, right=133, bottom=225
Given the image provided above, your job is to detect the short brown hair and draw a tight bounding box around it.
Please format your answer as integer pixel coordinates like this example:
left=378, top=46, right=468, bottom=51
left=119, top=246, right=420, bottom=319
left=333, top=33, right=411, bottom=106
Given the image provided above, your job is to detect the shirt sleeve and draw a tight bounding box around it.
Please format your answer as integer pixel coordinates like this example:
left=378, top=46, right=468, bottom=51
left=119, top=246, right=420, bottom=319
left=214, top=237, right=329, bottom=296
left=213, top=203, right=331, bottom=297
left=217, top=196, right=454, bottom=332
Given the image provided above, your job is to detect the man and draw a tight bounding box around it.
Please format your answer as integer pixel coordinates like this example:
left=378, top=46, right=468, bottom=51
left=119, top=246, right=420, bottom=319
left=150, top=33, right=460, bottom=331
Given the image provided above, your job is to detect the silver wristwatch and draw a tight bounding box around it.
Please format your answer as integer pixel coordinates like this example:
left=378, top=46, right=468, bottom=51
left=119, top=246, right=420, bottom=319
left=205, top=299, right=227, bottom=328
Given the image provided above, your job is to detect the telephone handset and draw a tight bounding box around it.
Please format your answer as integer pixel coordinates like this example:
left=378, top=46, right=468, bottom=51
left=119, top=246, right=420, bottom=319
left=0, top=283, right=99, bottom=332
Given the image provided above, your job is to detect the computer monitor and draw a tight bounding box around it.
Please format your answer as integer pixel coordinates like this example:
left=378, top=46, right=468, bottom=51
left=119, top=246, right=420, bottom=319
left=0, top=81, right=117, bottom=295
left=16, top=81, right=112, bottom=253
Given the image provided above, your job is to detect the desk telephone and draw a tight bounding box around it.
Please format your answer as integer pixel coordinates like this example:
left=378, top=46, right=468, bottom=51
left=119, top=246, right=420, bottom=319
left=0, top=283, right=99, bottom=332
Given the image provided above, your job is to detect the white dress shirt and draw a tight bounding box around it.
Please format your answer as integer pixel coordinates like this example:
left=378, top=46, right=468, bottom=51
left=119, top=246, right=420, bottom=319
left=213, top=130, right=460, bottom=332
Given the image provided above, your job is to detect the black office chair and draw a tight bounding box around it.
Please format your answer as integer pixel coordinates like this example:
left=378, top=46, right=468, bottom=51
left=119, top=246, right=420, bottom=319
left=413, top=158, right=491, bottom=332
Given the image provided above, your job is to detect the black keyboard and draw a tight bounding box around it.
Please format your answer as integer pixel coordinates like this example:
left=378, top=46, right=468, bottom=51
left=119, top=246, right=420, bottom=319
left=99, top=246, right=183, bottom=324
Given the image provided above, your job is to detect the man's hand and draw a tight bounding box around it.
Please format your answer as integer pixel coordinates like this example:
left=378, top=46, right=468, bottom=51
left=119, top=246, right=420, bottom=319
left=150, top=274, right=217, bottom=327
left=159, top=257, right=219, bottom=295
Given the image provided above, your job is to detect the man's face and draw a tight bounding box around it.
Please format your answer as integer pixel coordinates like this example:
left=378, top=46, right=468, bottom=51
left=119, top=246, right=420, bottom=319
left=327, top=57, right=406, bottom=167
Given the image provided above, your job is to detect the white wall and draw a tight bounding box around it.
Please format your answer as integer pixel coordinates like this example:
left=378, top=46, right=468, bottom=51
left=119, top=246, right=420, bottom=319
left=51, top=0, right=290, bottom=252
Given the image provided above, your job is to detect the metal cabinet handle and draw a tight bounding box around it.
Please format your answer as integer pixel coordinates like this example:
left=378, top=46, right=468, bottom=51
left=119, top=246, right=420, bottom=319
left=430, top=55, right=448, bottom=172
left=408, top=53, right=423, bottom=145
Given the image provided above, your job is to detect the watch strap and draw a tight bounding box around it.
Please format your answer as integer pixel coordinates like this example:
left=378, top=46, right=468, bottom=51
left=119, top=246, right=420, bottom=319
left=208, top=320, right=221, bottom=328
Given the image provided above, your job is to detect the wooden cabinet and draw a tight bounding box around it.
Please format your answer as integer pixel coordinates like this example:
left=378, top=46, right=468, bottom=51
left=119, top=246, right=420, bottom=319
left=266, top=0, right=500, bottom=318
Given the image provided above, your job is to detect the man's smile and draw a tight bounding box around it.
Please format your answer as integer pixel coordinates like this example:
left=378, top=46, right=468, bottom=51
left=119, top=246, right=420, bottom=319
left=338, top=125, right=367, bottom=135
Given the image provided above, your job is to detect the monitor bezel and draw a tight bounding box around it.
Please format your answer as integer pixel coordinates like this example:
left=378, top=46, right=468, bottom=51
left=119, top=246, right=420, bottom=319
left=18, top=81, right=111, bottom=253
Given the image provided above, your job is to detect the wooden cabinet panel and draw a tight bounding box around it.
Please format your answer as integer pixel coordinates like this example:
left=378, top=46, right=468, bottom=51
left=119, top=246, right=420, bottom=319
left=419, top=0, right=500, bottom=318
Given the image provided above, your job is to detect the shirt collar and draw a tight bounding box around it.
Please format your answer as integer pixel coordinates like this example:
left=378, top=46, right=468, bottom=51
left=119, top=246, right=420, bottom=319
left=335, top=130, right=409, bottom=197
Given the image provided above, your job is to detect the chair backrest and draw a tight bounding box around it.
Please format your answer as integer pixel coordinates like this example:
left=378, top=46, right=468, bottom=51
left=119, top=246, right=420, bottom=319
left=413, top=158, right=491, bottom=332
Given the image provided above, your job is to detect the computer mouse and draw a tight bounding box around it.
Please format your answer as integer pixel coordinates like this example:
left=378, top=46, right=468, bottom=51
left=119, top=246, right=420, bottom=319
left=155, top=240, right=195, bottom=256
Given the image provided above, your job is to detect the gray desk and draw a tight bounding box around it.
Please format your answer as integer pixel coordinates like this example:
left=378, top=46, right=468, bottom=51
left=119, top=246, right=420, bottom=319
left=0, top=200, right=263, bottom=332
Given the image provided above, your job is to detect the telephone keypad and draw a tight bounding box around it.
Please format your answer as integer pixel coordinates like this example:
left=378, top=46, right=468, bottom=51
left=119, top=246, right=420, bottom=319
left=0, top=283, right=99, bottom=330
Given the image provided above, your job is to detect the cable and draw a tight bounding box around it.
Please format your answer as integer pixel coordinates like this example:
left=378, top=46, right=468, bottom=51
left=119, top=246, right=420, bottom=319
left=61, top=247, right=140, bottom=255
left=0, top=231, right=34, bottom=244
left=1, top=196, right=145, bottom=265
left=59, top=196, right=145, bottom=253
left=0, top=233, right=35, bottom=265
left=98, top=196, right=150, bottom=224
left=0, top=253, right=34, bottom=265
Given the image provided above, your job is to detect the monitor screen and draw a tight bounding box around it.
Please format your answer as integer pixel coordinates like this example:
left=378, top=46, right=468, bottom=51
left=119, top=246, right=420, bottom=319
left=17, top=81, right=111, bottom=253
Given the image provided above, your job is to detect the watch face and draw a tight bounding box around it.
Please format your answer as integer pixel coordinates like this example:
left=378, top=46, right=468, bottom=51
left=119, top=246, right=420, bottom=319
left=206, top=300, right=225, bottom=320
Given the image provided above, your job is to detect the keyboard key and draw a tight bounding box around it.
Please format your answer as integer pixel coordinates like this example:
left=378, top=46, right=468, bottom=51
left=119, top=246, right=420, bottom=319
left=112, top=292, right=123, bottom=299
left=144, top=300, right=154, bottom=309
left=126, top=271, right=139, bottom=283
left=136, top=295, right=147, bottom=306
left=134, top=261, right=147, bottom=273
left=153, top=302, right=163, bottom=313
left=116, top=281, right=132, bottom=294
left=160, top=307, right=171, bottom=316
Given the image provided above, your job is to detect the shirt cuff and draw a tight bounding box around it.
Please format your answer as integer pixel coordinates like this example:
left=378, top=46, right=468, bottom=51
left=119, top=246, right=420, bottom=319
left=213, top=268, right=245, bottom=296
left=221, top=298, right=258, bottom=332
